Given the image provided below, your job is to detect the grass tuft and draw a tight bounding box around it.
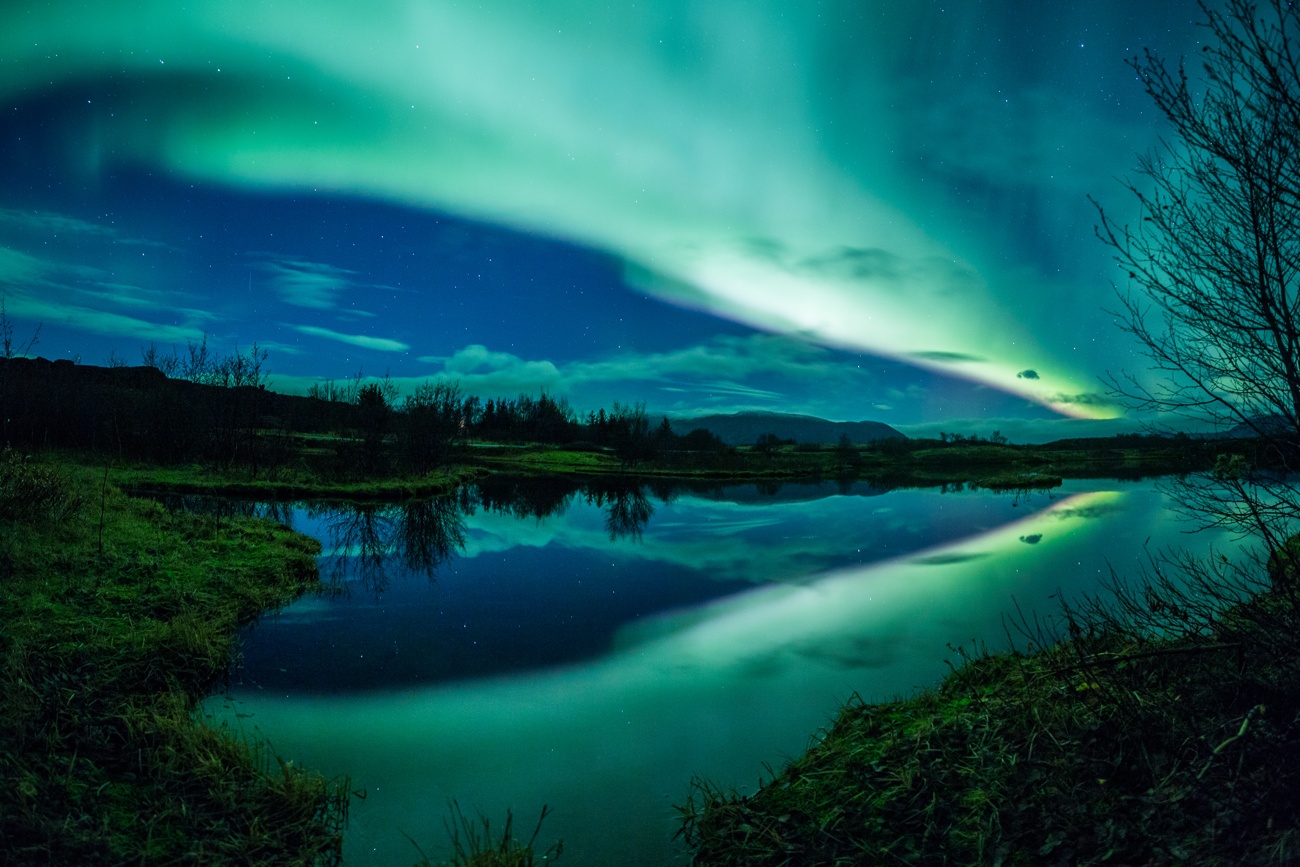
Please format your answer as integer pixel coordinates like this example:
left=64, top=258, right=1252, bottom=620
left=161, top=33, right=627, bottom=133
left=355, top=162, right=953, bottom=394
left=406, top=801, right=563, bottom=867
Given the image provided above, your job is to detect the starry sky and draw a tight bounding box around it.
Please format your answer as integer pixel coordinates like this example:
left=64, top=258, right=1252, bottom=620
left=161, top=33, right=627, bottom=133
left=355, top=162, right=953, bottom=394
left=0, top=1, right=1203, bottom=441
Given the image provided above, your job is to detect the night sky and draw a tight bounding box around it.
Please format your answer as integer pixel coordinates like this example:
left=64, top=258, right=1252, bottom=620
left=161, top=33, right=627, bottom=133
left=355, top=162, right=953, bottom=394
left=0, top=1, right=1202, bottom=440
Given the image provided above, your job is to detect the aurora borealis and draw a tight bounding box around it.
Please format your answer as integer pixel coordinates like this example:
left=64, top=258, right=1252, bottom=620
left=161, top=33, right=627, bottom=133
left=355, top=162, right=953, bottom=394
left=0, top=1, right=1200, bottom=438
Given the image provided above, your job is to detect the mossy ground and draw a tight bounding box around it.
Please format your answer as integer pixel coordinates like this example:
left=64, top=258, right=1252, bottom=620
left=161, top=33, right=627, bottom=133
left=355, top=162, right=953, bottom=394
left=469, top=439, right=1216, bottom=488
left=680, top=611, right=1300, bottom=866
left=93, top=454, right=481, bottom=501
left=0, top=450, right=349, bottom=865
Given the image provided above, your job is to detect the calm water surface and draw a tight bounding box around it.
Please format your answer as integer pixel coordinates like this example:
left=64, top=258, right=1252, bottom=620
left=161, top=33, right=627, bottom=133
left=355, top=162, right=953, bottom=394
left=201, top=476, right=1232, bottom=866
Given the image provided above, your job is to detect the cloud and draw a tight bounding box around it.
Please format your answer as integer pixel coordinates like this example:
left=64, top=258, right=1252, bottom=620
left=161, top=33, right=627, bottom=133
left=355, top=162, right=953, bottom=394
left=0, top=207, right=171, bottom=248
left=406, top=334, right=883, bottom=417
left=261, top=258, right=357, bottom=310
left=438, top=344, right=564, bottom=393
left=0, top=246, right=48, bottom=284
left=417, top=334, right=847, bottom=398
left=796, top=247, right=984, bottom=300
left=686, top=381, right=784, bottom=401
left=909, top=351, right=986, bottom=364
left=0, top=245, right=216, bottom=345
left=4, top=292, right=206, bottom=344
left=565, top=333, right=837, bottom=386
left=73, top=282, right=172, bottom=310
left=1017, top=369, right=1040, bottom=380
left=292, top=325, right=409, bottom=352
left=1048, top=391, right=1111, bottom=407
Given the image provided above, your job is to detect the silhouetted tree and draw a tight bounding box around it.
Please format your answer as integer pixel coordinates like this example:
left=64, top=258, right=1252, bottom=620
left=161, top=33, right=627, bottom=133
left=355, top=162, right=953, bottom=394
left=400, top=380, right=464, bottom=473
left=754, top=433, right=786, bottom=454
left=655, top=416, right=676, bottom=446
left=1087, top=0, right=1300, bottom=658
left=834, top=433, right=861, bottom=474
left=356, top=381, right=393, bottom=475
left=679, top=427, right=726, bottom=452
left=0, top=292, right=40, bottom=360
left=608, top=402, right=656, bottom=466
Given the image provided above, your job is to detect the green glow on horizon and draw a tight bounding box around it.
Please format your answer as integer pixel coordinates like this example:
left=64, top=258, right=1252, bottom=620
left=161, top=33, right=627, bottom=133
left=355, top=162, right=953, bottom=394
left=0, top=0, right=1123, bottom=418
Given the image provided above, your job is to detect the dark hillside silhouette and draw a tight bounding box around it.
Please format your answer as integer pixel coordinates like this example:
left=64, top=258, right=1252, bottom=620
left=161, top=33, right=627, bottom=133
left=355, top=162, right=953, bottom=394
left=669, top=411, right=905, bottom=446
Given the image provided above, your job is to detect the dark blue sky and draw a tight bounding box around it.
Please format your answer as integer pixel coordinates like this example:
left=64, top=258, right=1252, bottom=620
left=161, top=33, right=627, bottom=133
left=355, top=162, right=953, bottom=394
left=0, top=1, right=1202, bottom=439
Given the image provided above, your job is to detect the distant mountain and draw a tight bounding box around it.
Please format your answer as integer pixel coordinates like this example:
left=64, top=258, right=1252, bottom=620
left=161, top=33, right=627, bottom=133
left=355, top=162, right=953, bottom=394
left=1225, top=414, right=1293, bottom=438
left=668, top=411, right=906, bottom=446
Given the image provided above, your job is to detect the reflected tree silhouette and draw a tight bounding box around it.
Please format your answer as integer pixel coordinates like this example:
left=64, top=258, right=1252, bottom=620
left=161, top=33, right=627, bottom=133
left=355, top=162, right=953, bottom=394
left=313, top=496, right=468, bottom=592
left=603, top=484, right=655, bottom=542
left=399, top=497, right=467, bottom=576
left=317, top=503, right=397, bottom=592
left=473, top=476, right=576, bottom=520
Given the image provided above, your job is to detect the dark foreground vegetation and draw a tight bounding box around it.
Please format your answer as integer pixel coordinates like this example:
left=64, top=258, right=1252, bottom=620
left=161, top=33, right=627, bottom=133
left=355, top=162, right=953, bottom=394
left=679, top=589, right=1300, bottom=866
left=0, top=448, right=350, bottom=865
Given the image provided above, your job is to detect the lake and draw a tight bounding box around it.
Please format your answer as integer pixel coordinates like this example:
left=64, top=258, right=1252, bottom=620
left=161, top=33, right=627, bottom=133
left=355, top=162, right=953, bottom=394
left=200, top=475, right=1235, bottom=866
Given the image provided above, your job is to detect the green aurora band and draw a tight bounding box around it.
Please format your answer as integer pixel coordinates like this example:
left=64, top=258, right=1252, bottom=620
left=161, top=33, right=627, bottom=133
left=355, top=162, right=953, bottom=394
left=0, top=1, right=1158, bottom=418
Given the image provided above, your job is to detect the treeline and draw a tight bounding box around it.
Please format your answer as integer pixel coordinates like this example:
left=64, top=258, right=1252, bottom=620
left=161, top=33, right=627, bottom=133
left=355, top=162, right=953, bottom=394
left=0, top=349, right=728, bottom=476
left=303, top=372, right=728, bottom=471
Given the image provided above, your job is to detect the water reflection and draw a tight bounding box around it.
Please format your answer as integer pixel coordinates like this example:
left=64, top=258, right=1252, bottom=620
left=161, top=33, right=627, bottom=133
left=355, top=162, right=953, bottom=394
left=204, top=478, right=1192, bottom=867
left=295, top=475, right=909, bottom=592
left=153, top=493, right=298, bottom=529
left=600, top=484, right=655, bottom=542
left=316, top=498, right=468, bottom=591
left=223, top=478, right=1063, bottom=693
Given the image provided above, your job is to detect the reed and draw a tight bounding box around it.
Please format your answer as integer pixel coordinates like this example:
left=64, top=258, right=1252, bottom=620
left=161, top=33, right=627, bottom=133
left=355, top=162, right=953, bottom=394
left=407, top=802, right=562, bottom=867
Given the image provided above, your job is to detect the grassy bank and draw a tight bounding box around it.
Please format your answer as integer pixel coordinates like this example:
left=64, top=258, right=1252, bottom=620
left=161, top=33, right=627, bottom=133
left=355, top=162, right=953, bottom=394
left=40, top=432, right=1225, bottom=499
left=679, top=594, right=1300, bottom=866
left=466, top=437, right=1224, bottom=487
left=88, top=454, right=483, bottom=501
left=0, top=448, right=349, bottom=865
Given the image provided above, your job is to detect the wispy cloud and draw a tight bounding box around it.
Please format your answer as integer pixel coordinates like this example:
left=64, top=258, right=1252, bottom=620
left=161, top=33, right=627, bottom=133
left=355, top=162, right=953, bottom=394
left=292, top=324, right=409, bottom=352
left=564, top=334, right=839, bottom=386
left=5, top=293, right=207, bottom=344
left=0, top=246, right=48, bottom=284
left=259, top=257, right=355, bottom=310
left=407, top=335, right=879, bottom=415
left=72, top=282, right=172, bottom=309
left=686, top=380, right=784, bottom=401
left=253, top=254, right=407, bottom=313
left=0, top=207, right=172, bottom=248
left=0, top=246, right=215, bottom=344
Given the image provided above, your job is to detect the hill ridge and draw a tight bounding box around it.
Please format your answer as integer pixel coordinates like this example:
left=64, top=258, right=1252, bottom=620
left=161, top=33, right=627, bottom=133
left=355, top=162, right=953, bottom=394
left=668, top=411, right=906, bottom=446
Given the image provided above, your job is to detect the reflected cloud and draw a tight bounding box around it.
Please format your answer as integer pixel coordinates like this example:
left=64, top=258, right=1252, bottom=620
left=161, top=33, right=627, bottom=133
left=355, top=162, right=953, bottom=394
left=912, top=551, right=990, bottom=566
